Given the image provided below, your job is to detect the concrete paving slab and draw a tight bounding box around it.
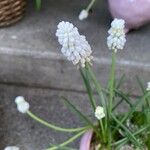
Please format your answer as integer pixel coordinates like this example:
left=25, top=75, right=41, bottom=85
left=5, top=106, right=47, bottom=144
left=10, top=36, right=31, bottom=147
left=0, top=0, right=150, bottom=95
left=0, top=83, right=130, bottom=150
left=0, top=1, right=149, bottom=149
left=0, top=84, right=95, bottom=150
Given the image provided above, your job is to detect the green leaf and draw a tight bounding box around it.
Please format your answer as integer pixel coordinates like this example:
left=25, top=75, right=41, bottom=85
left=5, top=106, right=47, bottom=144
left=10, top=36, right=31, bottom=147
left=112, top=92, right=150, bottom=134
left=112, top=98, right=124, bottom=111
left=79, top=68, right=96, bottom=110
left=136, top=76, right=145, bottom=93
left=112, top=114, right=143, bottom=149
left=62, top=97, right=95, bottom=129
left=46, top=130, right=86, bottom=150
left=145, top=134, right=150, bottom=149
left=116, top=74, right=125, bottom=89
left=115, top=90, right=133, bottom=107
left=47, top=145, right=77, bottom=150
left=27, top=111, right=87, bottom=133
left=113, top=125, right=150, bottom=147
left=144, top=108, right=150, bottom=124
left=131, top=111, right=147, bottom=126
left=36, top=0, right=41, bottom=10
left=86, top=63, right=106, bottom=107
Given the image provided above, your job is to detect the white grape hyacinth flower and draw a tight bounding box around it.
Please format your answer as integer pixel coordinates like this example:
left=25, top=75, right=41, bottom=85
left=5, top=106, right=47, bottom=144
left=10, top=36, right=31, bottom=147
left=79, top=9, right=89, bottom=20
left=146, top=82, right=150, bottom=91
left=4, top=146, right=19, bottom=150
left=107, top=18, right=126, bottom=52
left=56, top=21, right=93, bottom=67
left=15, top=96, right=29, bottom=113
left=95, top=106, right=105, bottom=120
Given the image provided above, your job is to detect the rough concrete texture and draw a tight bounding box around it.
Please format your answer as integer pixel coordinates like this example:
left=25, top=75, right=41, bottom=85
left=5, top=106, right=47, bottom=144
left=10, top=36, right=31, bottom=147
left=0, top=0, right=149, bottom=95
left=0, top=84, right=91, bottom=150
left=0, top=84, right=129, bottom=150
left=0, top=0, right=150, bottom=149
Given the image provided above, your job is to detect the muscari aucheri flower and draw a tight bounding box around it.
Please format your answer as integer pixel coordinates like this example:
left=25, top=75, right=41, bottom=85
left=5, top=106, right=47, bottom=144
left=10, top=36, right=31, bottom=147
left=107, top=18, right=126, bottom=52
left=56, top=21, right=93, bottom=68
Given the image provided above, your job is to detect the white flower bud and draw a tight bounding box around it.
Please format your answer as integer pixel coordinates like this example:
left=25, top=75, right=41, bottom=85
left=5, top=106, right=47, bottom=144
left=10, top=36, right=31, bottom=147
left=15, top=96, right=29, bottom=113
left=4, top=146, right=19, bottom=150
left=95, top=106, right=105, bottom=120
left=79, top=9, right=89, bottom=20
left=107, top=18, right=126, bottom=52
left=146, top=82, right=150, bottom=91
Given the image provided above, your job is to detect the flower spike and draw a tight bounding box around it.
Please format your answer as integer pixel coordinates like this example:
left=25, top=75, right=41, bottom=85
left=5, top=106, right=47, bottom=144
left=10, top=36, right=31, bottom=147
left=56, top=21, right=93, bottom=68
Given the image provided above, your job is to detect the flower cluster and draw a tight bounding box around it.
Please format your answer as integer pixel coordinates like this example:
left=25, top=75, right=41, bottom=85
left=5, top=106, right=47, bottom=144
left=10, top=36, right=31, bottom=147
left=4, top=146, right=19, bottom=150
left=56, top=21, right=93, bottom=67
left=107, top=18, right=126, bottom=52
left=95, top=106, right=105, bottom=120
left=15, top=96, right=29, bottom=113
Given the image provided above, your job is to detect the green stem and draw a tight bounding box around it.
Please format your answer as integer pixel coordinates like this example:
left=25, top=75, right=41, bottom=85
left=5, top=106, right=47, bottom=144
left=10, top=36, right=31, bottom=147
left=46, top=130, right=87, bottom=150
left=86, top=63, right=107, bottom=143
left=108, top=50, right=116, bottom=118
left=112, top=124, right=150, bottom=147
left=99, top=120, right=106, bottom=143
left=86, top=0, right=97, bottom=11
left=108, top=50, right=116, bottom=149
left=27, top=111, right=88, bottom=133
left=36, top=0, right=41, bottom=10
left=86, top=63, right=106, bottom=110
left=112, top=92, right=150, bottom=135
left=112, top=115, right=143, bottom=149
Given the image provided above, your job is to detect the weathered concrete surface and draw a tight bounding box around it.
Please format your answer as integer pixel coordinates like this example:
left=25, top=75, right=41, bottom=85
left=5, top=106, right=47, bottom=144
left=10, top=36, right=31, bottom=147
left=0, top=0, right=150, bottom=149
left=0, top=84, right=93, bottom=150
left=0, top=84, right=129, bottom=150
left=0, top=0, right=149, bottom=95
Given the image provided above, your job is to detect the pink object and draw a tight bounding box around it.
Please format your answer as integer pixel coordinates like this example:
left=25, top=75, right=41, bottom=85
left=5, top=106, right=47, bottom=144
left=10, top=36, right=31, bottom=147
left=108, top=0, right=150, bottom=32
left=79, top=130, right=93, bottom=150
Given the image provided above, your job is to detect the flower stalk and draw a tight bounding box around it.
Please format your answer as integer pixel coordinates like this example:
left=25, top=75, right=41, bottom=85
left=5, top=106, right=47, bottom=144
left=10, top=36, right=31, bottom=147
left=27, top=111, right=89, bottom=133
left=13, top=19, right=150, bottom=150
left=108, top=49, right=116, bottom=120
left=87, top=0, right=96, bottom=11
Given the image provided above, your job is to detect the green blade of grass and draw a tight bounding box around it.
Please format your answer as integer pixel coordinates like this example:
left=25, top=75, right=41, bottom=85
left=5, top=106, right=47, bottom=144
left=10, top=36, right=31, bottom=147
left=112, top=114, right=143, bottom=149
left=47, top=144, right=78, bottom=150
left=115, top=90, right=133, bottom=107
left=136, top=76, right=145, bottom=93
left=112, top=92, right=150, bottom=134
left=86, top=0, right=97, bottom=11
left=81, top=68, right=106, bottom=142
left=86, top=63, right=106, bottom=111
left=27, top=111, right=87, bottom=133
left=79, top=68, right=96, bottom=111
left=85, top=63, right=108, bottom=136
left=36, top=0, right=41, bottom=10
left=46, top=130, right=86, bottom=150
left=113, top=125, right=149, bottom=148
left=62, top=97, right=95, bottom=130
left=116, top=74, right=125, bottom=89
left=112, top=98, right=124, bottom=111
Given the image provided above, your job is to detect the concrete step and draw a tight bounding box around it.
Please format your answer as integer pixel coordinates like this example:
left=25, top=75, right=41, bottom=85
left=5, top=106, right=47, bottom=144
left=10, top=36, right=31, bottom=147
left=0, top=0, right=150, bottom=96
left=0, top=84, right=89, bottom=150
left=0, top=1, right=150, bottom=149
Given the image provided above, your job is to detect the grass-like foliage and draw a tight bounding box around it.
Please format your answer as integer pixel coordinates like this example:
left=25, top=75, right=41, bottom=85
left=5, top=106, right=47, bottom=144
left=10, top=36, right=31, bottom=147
left=15, top=20, right=150, bottom=150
